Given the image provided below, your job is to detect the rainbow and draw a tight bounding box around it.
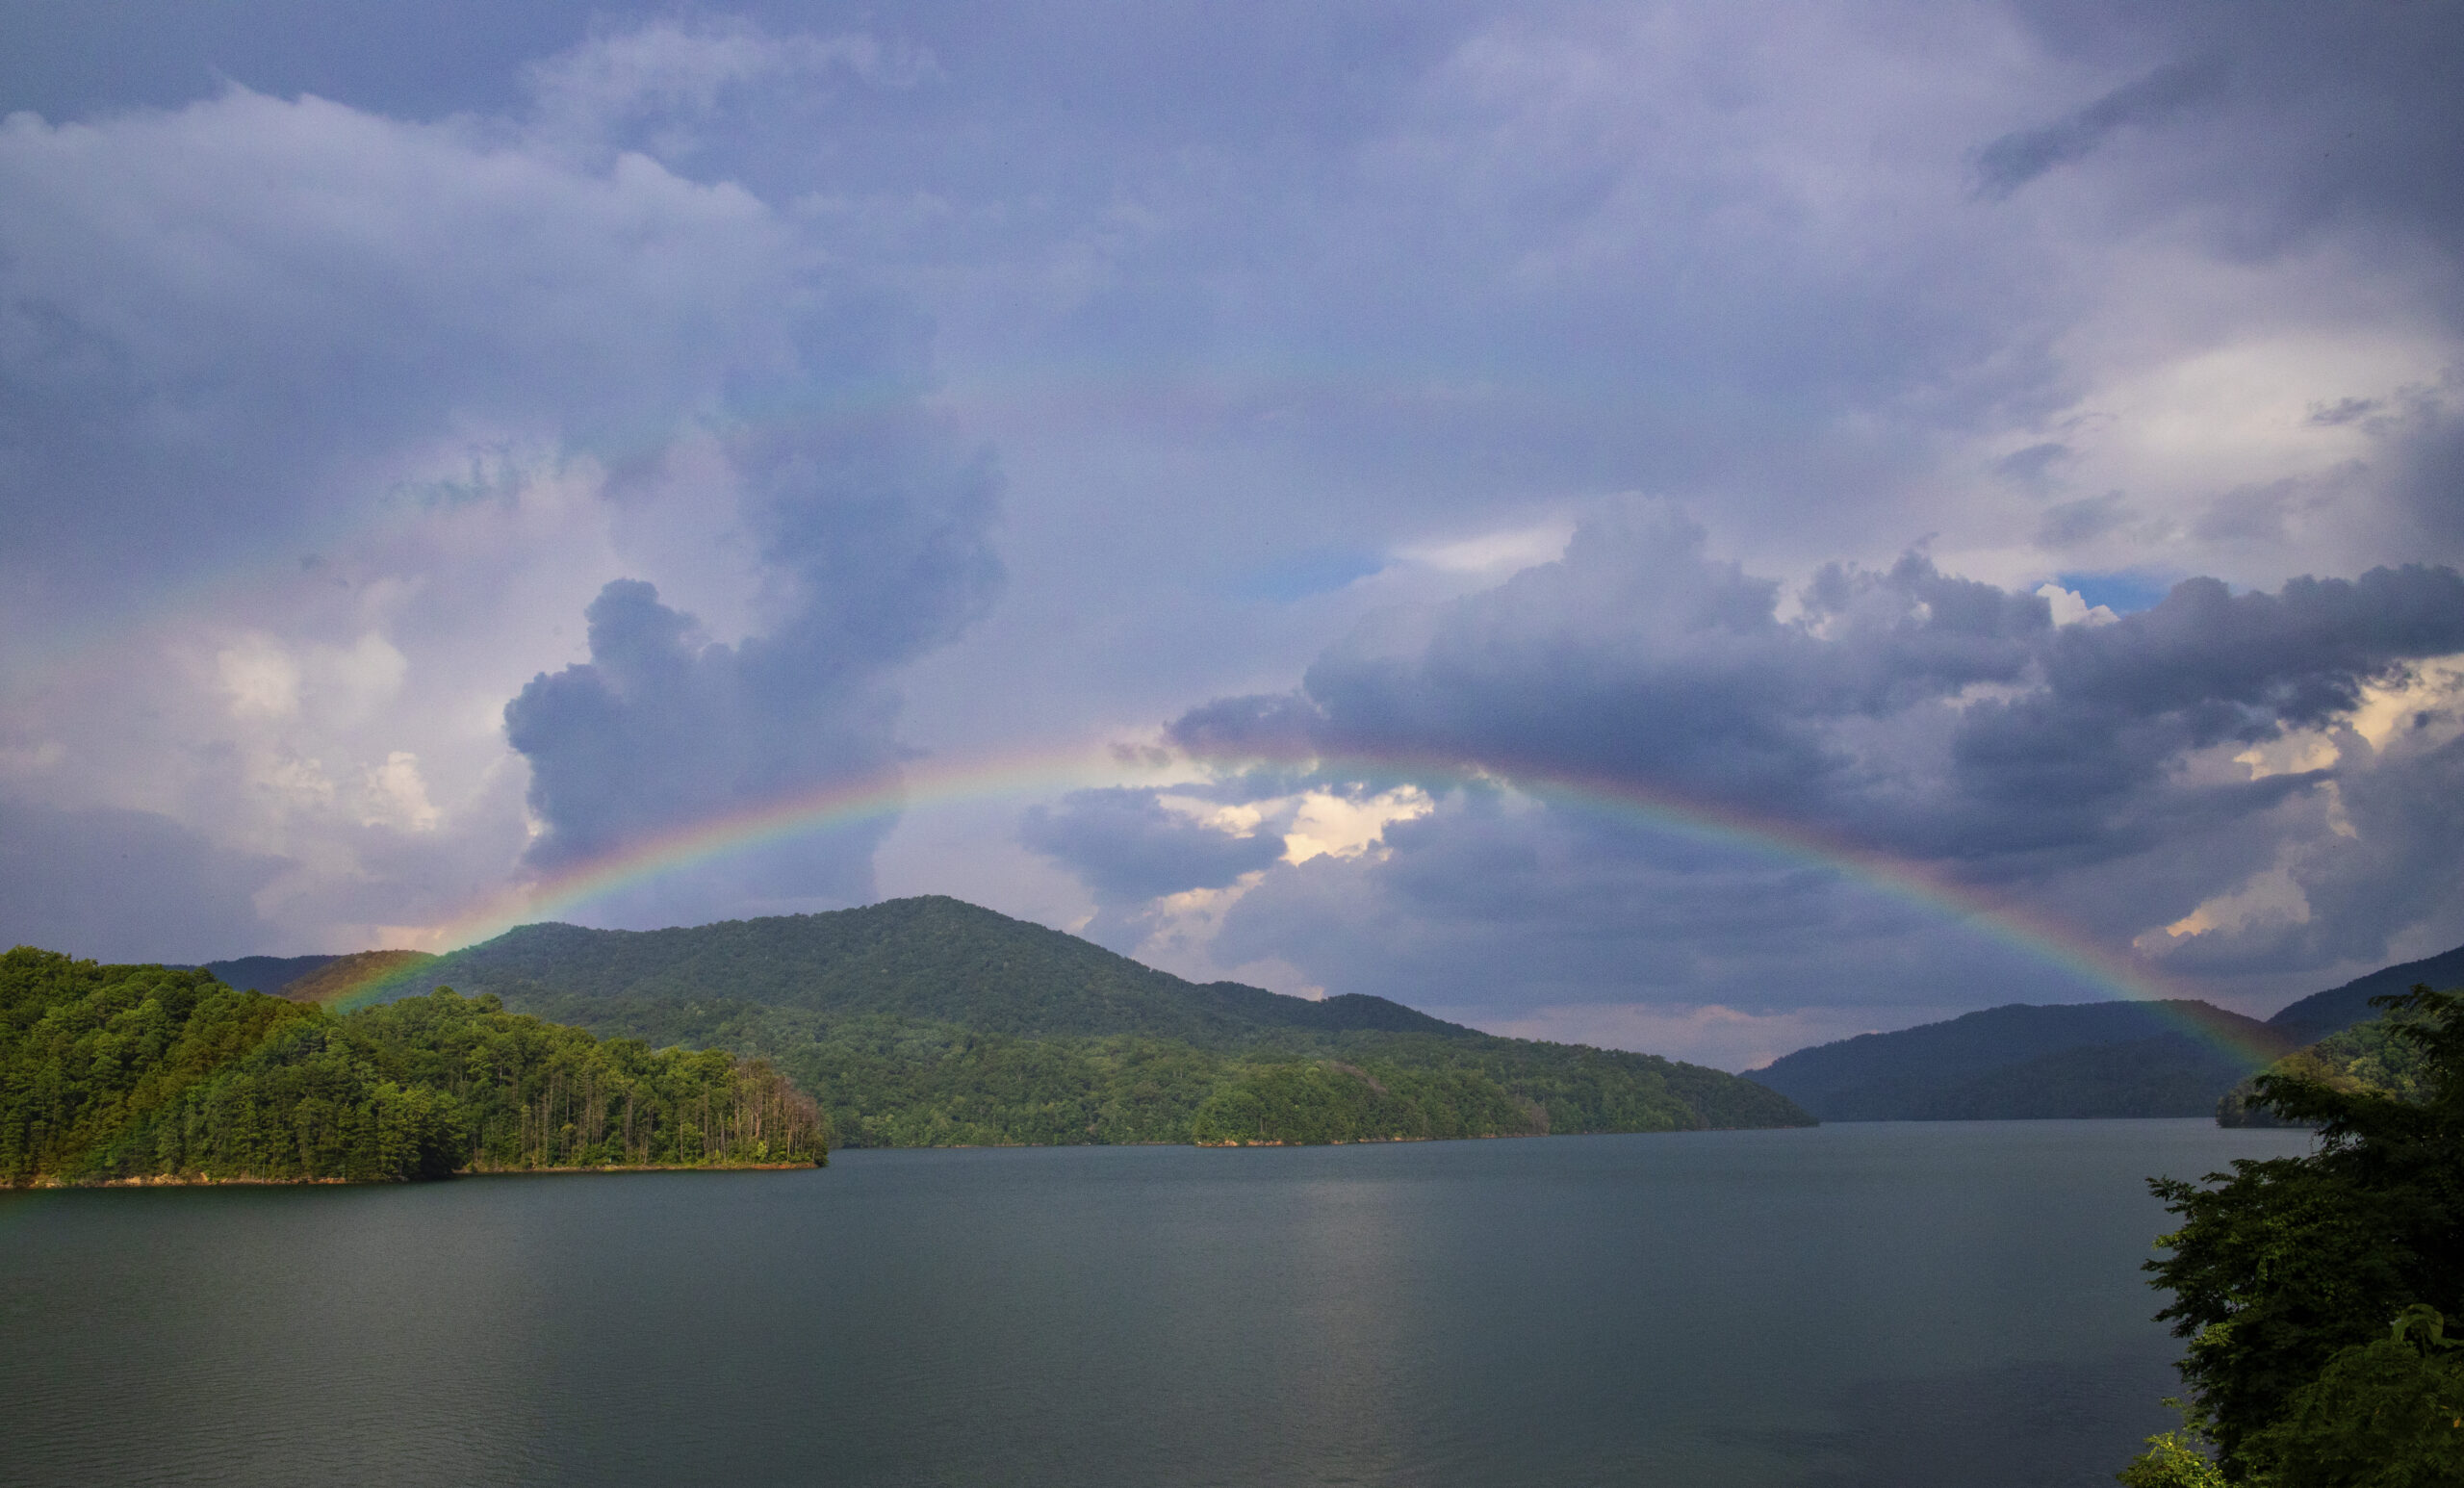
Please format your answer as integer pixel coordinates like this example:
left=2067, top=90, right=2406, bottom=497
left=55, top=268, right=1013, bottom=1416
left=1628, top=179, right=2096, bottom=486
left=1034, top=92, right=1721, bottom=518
left=309, top=743, right=2292, bottom=1067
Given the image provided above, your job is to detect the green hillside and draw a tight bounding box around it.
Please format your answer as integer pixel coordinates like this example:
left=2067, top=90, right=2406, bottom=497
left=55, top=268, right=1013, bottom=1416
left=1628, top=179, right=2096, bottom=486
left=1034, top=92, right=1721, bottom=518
left=417, top=896, right=1468, bottom=1044
left=1, top=947, right=825, bottom=1187
left=2217, top=1004, right=2439, bottom=1127
left=1750, top=946, right=2464, bottom=1123
left=2261, top=943, right=2464, bottom=1043
left=197, top=952, right=345, bottom=995
left=1750, top=1000, right=2292, bottom=1121
left=391, top=897, right=1812, bottom=1146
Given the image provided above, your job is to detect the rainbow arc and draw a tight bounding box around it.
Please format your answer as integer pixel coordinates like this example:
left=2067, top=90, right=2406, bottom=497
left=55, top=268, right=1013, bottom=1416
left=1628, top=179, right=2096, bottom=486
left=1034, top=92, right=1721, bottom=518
left=306, top=746, right=2284, bottom=1067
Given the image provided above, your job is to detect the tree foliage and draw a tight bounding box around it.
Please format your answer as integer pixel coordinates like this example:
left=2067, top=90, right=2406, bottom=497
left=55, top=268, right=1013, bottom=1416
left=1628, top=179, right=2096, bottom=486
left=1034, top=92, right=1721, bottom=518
left=1189, top=1061, right=1540, bottom=1144
left=0, top=947, right=826, bottom=1186
left=2132, top=985, right=2464, bottom=1483
left=2253, top=1306, right=2464, bottom=1488
left=403, top=897, right=1812, bottom=1141
left=2217, top=1013, right=2435, bottom=1127
left=502, top=989, right=1809, bottom=1147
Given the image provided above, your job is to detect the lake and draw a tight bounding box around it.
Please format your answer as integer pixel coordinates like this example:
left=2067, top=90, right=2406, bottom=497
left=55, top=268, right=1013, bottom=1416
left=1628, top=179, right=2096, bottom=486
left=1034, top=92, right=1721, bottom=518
left=0, top=1119, right=2310, bottom=1487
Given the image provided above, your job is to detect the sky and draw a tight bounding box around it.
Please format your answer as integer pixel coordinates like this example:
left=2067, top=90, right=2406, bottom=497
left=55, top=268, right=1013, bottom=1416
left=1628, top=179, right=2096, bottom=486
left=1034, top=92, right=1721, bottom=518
left=4, top=1, right=2461, bottom=1069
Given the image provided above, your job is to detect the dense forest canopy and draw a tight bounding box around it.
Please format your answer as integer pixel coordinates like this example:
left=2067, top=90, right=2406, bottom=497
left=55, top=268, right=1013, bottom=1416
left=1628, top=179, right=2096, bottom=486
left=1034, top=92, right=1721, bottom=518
left=1751, top=1000, right=2297, bottom=1122
left=2127, top=985, right=2464, bottom=1486
left=0, top=947, right=825, bottom=1186
left=2215, top=1013, right=2435, bottom=1128
left=503, top=992, right=1809, bottom=1147
left=451, top=898, right=1812, bottom=1145
left=413, top=896, right=1476, bottom=1044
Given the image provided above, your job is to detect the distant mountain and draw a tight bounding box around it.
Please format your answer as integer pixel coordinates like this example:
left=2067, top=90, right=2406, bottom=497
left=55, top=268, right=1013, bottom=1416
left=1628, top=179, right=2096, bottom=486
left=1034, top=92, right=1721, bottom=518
left=372, top=895, right=1812, bottom=1145
left=2263, top=943, right=2464, bottom=1043
left=1752, top=940, right=2464, bottom=1122
left=275, top=950, right=437, bottom=1004
left=200, top=953, right=343, bottom=995
left=1750, top=1001, right=2296, bottom=1121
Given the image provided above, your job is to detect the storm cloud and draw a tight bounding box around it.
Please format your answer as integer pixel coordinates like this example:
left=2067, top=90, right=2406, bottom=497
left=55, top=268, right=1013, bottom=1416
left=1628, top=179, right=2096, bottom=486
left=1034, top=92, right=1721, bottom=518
left=1101, top=507, right=2464, bottom=1024
left=502, top=316, right=1002, bottom=910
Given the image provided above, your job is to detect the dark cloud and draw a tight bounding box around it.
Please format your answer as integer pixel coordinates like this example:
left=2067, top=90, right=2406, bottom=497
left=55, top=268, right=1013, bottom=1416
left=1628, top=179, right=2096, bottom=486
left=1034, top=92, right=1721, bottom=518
left=1177, top=507, right=2054, bottom=823
left=1204, top=792, right=2117, bottom=1023
left=1016, top=785, right=1287, bottom=952
left=1020, top=787, right=1285, bottom=905
left=1993, top=441, right=2073, bottom=490
left=505, top=369, right=1000, bottom=910
left=2000, top=3, right=2464, bottom=260
left=1171, top=510, right=2464, bottom=876
left=0, top=800, right=277, bottom=962
left=1112, top=510, right=2464, bottom=1010
left=2362, top=379, right=2464, bottom=558
left=1973, top=57, right=2226, bottom=199
left=2035, top=492, right=2130, bottom=548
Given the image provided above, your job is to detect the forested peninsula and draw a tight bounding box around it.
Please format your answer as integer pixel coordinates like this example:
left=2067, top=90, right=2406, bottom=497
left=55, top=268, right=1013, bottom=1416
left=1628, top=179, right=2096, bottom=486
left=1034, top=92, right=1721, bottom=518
left=334, top=896, right=1813, bottom=1146
left=0, top=948, right=826, bottom=1188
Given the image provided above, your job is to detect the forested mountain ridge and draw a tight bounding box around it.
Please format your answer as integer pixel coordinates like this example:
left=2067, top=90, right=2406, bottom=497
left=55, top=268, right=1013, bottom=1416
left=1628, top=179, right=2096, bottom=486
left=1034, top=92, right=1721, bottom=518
left=1752, top=943, right=2464, bottom=1121
left=197, top=952, right=344, bottom=995
left=0, top=947, right=825, bottom=1186
left=271, top=950, right=438, bottom=1004
left=416, top=896, right=1468, bottom=1044
left=1751, top=1000, right=2296, bottom=1121
left=365, top=897, right=1813, bottom=1145
left=2262, top=943, right=2464, bottom=1043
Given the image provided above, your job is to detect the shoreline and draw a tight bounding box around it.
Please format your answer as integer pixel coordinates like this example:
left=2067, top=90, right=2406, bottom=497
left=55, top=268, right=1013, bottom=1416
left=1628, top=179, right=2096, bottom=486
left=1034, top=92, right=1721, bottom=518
left=20, top=1159, right=825, bottom=1189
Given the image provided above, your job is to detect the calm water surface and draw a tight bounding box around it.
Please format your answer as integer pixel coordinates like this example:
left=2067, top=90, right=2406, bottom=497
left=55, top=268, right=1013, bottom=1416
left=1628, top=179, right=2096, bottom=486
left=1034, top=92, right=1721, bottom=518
left=0, top=1120, right=2311, bottom=1487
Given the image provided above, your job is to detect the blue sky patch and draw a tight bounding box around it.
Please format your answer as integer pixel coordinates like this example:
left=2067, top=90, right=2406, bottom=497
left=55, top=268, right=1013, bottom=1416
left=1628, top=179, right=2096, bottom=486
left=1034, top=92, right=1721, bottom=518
left=2056, top=572, right=2174, bottom=615
left=1237, top=551, right=1389, bottom=603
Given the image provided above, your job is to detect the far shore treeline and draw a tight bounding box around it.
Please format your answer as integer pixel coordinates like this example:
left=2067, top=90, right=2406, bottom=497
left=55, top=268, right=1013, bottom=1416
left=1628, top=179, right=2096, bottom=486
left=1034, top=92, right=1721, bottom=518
left=0, top=948, right=827, bottom=1187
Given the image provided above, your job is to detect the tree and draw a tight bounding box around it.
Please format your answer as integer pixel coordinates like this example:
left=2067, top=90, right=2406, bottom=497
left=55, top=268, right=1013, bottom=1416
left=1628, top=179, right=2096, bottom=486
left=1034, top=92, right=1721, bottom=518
left=2131, top=986, right=2464, bottom=1483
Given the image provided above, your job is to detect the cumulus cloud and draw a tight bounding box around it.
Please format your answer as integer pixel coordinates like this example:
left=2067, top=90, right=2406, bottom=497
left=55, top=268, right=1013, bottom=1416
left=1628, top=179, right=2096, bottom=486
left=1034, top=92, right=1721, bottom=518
left=1036, top=506, right=2464, bottom=1027
left=501, top=286, right=1001, bottom=914
left=0, top=22, right=995, bottom=945
left=1020, top=788, right=1286, bottom=909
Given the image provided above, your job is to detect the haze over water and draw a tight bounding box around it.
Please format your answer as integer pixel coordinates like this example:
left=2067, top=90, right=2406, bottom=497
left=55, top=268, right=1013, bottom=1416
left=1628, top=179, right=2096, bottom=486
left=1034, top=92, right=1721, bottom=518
left=2, top=1121, right=2310, bottom=1488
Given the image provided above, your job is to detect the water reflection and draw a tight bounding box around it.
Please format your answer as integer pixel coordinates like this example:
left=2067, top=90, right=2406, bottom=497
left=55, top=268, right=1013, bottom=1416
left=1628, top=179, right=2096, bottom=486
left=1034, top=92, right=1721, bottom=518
left=0, top=1122, right=2311, bottom=1488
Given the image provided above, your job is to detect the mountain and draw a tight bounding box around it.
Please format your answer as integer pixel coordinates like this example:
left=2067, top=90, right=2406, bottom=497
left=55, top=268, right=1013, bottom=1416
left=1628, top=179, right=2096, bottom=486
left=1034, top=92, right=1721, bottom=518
left=411, top=896, right=1465, bottom=1045
left=1752, top=940, right=2464, bottom=1122
left=1750, top=1000, right=2295, bottom=1121
left=372, top=895, right=1813, bottom=1145
left=2262, top=943, right=2464, bottom=1044
left=199, top=952, right=344, bottom=994
left=272, top=950, right=438, bottom=1004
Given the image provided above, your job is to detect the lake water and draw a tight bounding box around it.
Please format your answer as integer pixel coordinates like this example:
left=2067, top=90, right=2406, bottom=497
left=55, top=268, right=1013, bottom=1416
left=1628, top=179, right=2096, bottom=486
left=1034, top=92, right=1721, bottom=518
left=0, top=1120, right=2311, bottom=1487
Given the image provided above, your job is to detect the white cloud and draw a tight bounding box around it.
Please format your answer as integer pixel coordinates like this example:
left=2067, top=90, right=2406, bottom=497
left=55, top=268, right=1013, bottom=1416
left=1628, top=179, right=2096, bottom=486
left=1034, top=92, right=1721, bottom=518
left=361, top=751, right=442, bottom=834
left=1398, top=520, right=1576, bottom=577
left=2034, top=582, right=2118, bottom=628
left=216, top=636, right=302, bottom=719
left=2142, top=856, right=2315, bottom=951
left=524, top=19, right=937, bottom=167
left=1281, top=786, right=1433, bottom=865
